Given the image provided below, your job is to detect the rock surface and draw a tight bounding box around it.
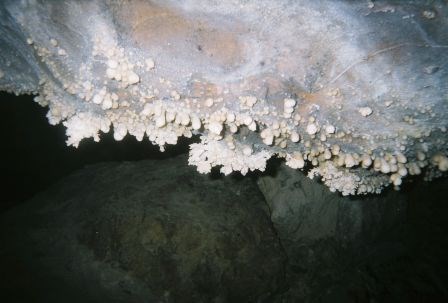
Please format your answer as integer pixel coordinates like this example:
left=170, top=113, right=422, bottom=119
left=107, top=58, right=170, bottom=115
left=258, top=163, right=407, bottom=251
left=0, top=155, right=286, bottom=303
left=1, top=154, right=448, bottom=303
left=258, top=163, right=448, bottom=302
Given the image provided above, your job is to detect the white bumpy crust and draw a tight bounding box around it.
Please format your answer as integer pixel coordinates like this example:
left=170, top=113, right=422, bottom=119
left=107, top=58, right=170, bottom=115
left=1, top=0, right=447, bottom=195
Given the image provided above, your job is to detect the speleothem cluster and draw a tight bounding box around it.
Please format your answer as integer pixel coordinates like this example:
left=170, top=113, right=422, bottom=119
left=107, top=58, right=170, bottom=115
left=1, top=0, right=447, bottom=195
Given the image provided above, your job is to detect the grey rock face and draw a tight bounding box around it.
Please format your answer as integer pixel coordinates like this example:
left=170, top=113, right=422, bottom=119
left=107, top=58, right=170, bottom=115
left=258, top=163, right=407, bottom=301
left=0, top=155, right=286, bottom=303
left=1, top=153, right=447, bottom=302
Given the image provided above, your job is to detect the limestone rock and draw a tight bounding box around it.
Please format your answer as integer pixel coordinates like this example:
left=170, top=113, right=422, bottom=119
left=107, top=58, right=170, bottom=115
left=1, top=0, right=447, bottom=194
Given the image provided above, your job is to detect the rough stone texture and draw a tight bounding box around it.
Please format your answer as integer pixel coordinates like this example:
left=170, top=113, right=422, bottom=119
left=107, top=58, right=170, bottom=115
left=258, top=162, right=408, bottom=301
left=1, top=154, right=448, bottom=302
left=317, top=177, right=448, bottom=303
left=0, top=155, right=286, bottom=303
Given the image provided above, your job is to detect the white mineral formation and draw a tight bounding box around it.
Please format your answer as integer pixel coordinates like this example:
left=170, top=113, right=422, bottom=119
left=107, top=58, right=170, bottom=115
left=0, top=0, right=447, bottom=195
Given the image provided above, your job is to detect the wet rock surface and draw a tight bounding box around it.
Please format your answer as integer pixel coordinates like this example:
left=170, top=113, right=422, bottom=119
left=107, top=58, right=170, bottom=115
left=0, top=155, right=286, bottom=303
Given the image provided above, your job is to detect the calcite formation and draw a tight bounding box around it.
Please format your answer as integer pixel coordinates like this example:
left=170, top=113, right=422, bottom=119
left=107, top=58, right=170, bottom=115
left=0, top=0, right=447, bottom=195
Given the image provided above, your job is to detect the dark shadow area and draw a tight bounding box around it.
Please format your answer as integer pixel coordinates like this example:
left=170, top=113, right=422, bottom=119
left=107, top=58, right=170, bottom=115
left=344, top=176, right=448, bottom=303
left=0, top=92, right=195, bottom=212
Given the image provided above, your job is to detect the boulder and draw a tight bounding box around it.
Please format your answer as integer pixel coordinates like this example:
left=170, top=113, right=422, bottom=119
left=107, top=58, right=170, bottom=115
left=258, top=162, right=407, bottom=301
left=0, top=155, right=286, bottom=303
